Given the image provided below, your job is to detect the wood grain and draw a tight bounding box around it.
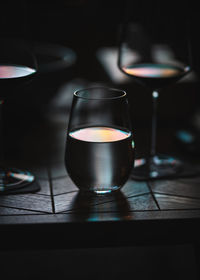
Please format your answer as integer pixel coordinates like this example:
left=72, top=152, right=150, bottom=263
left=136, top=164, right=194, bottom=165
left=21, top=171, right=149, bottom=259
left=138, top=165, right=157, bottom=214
left=0, top=206, right=43, bottom=215
left=121, top=180, right=149, bottom=198
left=0, top=193, right=53, bottom=213
left=52, top=176, right=78, bottom=195
left=57, top=191, right=158, bottom=215
left=150, top=177, right=200, bottom=199
left=154, top=193, right=200, bottom=210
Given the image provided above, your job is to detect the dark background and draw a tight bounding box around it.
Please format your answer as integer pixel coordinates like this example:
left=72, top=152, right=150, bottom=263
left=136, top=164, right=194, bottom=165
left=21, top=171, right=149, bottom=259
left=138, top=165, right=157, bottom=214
left=1, top=0, right=199, bottom=160
left=0, top=2, right=200, bottom=279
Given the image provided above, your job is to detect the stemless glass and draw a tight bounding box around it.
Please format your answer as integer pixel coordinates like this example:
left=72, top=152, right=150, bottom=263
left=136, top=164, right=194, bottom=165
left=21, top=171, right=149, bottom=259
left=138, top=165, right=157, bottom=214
left=65, top=87, right=134, bottom=194
left=118, top=4, right=191, bottom=180
left=0, top=38, right=37, bottom=192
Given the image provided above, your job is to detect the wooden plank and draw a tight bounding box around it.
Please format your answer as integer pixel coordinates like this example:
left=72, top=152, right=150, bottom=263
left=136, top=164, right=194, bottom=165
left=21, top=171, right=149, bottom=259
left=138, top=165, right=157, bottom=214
left=121, top=180, right=149, bottom=198
left=0, top=206, right=43, bottom=215
left=52, top=176, right=78, bottom=195
left=154, top=193, right=200, bottom=210
left=150, top=177, right=200, bottom=199
left=54, top=191, right=79, bottom=213
left=1, top=209, right=200, bottom=225
left=0, top=194, right=53, bottom=213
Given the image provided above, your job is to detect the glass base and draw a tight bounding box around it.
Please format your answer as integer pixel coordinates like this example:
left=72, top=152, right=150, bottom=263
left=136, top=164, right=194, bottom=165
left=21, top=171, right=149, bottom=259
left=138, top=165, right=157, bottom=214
left=79, top=185, right=121, bottom=195
left=131, top=154, right=182, bottom=180
left=0, top=167, right=35, bottom=192
left=94, top=186, right=120, bottom=195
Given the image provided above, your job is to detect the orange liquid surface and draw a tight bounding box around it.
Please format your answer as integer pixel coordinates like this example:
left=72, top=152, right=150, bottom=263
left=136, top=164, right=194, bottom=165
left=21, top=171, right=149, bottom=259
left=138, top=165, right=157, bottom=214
left=69, top=127, right=131, bottom=142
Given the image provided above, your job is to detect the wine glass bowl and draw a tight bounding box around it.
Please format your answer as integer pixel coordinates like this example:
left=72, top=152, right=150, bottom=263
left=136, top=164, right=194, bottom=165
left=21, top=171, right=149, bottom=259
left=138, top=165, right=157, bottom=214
left=0, top=38, right=37, bottom=192
left=118, top=23, right=191, bottom=90
left=65, top=87, right=134, bottom=194
left=0, top=38, right=37, bottom=97
left=118, top=18, right=191, bottom=180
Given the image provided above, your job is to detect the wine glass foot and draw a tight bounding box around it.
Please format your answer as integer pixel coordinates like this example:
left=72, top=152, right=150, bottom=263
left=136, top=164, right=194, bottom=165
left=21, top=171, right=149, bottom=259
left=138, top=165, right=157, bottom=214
left=0, top=167, right=35, bottom=192
left=131, top=154, right=182, bottom=180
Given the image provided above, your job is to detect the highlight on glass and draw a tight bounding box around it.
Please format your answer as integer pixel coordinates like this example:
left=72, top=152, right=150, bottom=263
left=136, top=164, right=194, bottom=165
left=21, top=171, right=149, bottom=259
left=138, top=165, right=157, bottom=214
left=65, top=87, right=135, bottom=194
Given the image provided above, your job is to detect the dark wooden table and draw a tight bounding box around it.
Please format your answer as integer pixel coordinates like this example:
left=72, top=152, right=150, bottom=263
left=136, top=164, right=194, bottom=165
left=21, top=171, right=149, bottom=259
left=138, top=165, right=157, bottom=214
left=1, top=69, right=200, bottom=250
left=0, top=76, right=200, bottom=280
left=1, top=163, right=200, bottom=247
left=1, top=103, right=200, bottom=250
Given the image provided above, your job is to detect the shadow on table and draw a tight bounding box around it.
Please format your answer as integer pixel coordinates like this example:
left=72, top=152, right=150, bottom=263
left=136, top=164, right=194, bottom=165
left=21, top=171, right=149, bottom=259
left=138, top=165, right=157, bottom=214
left=69, top=190, right=132, bottom=222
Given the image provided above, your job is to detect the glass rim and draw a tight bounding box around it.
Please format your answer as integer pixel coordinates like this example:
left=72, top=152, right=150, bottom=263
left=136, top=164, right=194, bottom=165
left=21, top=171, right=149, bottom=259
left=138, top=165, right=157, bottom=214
left=74, top=86, right=127, bottom=100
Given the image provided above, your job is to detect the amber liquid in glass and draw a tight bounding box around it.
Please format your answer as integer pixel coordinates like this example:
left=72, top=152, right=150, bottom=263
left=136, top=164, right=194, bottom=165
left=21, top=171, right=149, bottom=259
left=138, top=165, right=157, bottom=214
left=65, top=126, right=134, bottom=193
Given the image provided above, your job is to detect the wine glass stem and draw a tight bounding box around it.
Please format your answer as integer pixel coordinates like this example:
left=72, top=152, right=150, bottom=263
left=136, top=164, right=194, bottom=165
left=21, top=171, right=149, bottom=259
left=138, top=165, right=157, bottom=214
left=151, top=90, right=159, bottom=157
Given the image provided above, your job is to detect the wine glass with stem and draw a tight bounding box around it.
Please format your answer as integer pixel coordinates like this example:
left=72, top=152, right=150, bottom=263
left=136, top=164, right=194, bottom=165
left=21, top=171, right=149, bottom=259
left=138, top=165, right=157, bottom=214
left=0, top=37, right=37, bottom=192
left=118, top=5, right=191, bottom=179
